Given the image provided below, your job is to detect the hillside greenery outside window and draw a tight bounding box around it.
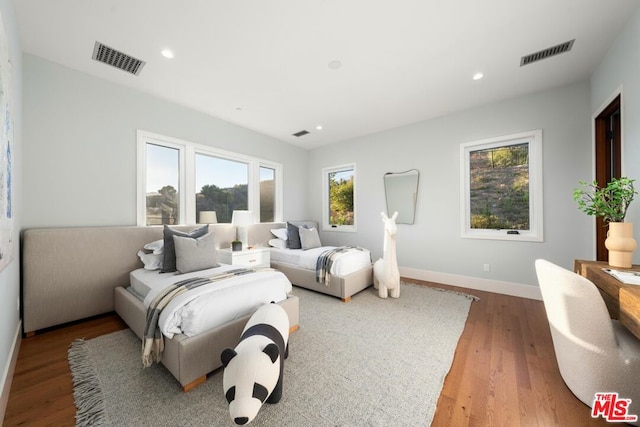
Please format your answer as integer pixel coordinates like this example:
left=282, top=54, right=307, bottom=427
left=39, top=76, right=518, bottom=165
left=460, top=129, right=543, bottom=242
left=137, top=130, right=282, bottom=226
left=322, top=163, right=356, bottom=232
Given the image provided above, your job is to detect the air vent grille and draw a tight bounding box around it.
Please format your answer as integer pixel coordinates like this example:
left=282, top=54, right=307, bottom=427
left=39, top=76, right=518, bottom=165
left=292, top=130, right=310, bottom=137
left=92, top=42, right=146, bottom=76
left=520, top=39, right=575, bottom=66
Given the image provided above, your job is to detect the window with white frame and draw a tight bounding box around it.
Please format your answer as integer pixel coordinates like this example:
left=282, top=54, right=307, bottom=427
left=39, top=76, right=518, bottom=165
left=460, top=130, right=543, bottom=242
left=322, top=164, right=356, bottom=232
left=137, top=130, right=283, bottom=226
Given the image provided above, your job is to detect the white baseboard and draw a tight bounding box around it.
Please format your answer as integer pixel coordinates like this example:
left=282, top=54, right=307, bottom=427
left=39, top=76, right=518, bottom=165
left=0, top=320, right=22, bottom=423
left=400, top=267, right=542, bottom=300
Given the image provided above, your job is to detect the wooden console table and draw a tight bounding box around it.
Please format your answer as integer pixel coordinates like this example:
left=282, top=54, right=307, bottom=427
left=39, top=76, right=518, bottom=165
left=574, top=260, right=640, bottom=340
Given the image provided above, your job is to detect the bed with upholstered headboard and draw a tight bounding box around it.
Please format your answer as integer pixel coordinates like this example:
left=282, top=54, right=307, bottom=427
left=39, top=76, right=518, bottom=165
left=22, top=225, right=299, bottom=392
left=246, top=221, right=373, bottom=302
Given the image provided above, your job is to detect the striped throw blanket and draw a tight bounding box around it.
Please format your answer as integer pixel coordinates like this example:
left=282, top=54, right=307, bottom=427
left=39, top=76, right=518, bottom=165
left=142, top=268, right=265, bottom=367
left=315, top=246, right=366, bottom=285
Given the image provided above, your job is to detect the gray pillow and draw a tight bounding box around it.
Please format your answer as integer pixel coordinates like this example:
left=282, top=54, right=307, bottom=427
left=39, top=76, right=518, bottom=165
left=162, top=224, right=209, bottom=273
left=299, top=227, right=322, bottom=250
left=173, top=232, right=219, bottom=274
left=286, top=222, right=302, bottom=249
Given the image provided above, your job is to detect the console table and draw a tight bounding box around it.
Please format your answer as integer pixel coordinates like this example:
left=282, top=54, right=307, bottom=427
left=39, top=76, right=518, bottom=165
left=574, top=259, right=640, bottom=340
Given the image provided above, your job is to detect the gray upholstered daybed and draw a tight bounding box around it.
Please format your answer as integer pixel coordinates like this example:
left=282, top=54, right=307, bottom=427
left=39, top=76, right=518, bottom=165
left=246, top=221, right=373, bottom=302
left=22, top=225, right=299, bottom=392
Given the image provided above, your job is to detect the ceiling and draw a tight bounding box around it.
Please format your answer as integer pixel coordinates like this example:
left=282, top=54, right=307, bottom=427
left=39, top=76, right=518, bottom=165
left=13, top=0, right=639, bottom=149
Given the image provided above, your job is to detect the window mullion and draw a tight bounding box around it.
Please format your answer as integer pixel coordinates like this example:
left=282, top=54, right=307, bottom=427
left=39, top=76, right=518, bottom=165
left=184, top=145, right=195, bottom=225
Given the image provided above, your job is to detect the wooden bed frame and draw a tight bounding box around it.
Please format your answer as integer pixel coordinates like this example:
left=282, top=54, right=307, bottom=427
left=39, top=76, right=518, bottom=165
left=22, top=225, right=299, bottom=392
left=246, top=221, right=373, bottom=302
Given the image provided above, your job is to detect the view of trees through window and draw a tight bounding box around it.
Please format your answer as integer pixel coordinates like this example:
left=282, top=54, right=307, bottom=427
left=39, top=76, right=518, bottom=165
left=145, top=143, right=180, bottom=225
left=195, top=154, right=248, bottom=224
left=469, top=142, right=529, bottom=230
left=260, top=166, right=275, bottom=222
left=328, top=168, right=354, bottom=226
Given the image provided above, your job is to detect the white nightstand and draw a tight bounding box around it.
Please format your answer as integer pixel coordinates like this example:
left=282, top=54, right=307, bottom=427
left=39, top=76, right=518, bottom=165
left=217, top=247, right=270, bottom=269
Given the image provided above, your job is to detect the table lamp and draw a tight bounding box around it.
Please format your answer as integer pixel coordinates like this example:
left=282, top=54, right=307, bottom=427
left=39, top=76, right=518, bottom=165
left=231, top=210, right=253, bottom=250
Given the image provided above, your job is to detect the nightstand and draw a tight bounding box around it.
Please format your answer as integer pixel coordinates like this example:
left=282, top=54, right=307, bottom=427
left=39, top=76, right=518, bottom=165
left=217, top=247, right=270, bottom=269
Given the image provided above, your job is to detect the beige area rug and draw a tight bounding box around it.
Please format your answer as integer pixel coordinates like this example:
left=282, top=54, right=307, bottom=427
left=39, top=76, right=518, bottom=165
left=68, top=283, right=477, bottom=426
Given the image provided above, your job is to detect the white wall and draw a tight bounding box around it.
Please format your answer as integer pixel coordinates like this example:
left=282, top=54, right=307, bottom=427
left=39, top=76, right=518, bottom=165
left=309, top=80, right=593, bottom=290
left=22, top=54, right=310, bottom=228
left=0, top=0, right=21, bottom=419
left=591, top=6, right=640, bottom=266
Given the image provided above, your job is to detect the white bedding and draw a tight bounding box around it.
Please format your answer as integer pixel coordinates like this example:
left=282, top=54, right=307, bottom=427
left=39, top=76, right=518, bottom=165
left=131, top=265, right=292, bottom=338
left=268, top=246, right=371, bottom=277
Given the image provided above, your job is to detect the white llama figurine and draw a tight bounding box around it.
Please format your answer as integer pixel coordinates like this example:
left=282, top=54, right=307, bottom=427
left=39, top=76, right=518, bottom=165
left=373, top=211, right=400, bottom=298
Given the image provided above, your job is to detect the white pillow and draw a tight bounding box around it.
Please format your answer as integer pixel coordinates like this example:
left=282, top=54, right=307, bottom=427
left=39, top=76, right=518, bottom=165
left=268, top=238, right=287, bottom=249
left=270, top=228, right=288, bottom=241
left=299, top=227, right=322, bottom=250
left=137, top=250, right=163, bottom=271
left=143, top=239, right=164, bottom=254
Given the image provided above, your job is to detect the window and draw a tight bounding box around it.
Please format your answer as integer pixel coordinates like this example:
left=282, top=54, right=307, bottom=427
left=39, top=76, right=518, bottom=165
left=144, top=142, right=183, bottom=225
left=460, top=130, right=543, bottom=242
left=259, top=166, right=276, bottom=222
left=195, top=154, right=248, bottom=224
left=322, top=164, right=356, bottom=232
left=137, top=130, right=283, bottom=226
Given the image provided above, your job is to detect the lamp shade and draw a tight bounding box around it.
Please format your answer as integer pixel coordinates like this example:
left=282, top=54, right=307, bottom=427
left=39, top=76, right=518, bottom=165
left=199, top=211, right=218, bottom=224
left=231, top=210, right=254, bottom=227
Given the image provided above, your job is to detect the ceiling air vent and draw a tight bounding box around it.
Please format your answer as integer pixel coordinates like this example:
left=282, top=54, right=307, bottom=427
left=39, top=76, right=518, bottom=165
left=92, top=41, right=146, bottom=76
left=520, top=39, right=575, bottom=66
left=292, top=130, right=310, bottom=137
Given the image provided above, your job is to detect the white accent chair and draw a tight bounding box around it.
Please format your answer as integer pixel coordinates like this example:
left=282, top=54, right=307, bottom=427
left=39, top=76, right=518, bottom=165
left=535, top=259, right=640, bottom=425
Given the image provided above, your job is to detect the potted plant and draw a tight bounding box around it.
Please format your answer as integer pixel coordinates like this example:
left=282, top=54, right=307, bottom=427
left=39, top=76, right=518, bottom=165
left=573, top=177, right=637, bottom=268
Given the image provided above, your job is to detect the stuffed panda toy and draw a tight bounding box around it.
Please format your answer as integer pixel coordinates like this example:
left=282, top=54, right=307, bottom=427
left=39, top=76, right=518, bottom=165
left=221, top=302, right=290, bottom=425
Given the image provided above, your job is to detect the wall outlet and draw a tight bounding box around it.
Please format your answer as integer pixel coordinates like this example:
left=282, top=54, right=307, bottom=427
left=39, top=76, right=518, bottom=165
left=483, top=264, right=491, bottom=272
left=17, top=297, right=20, bottom=312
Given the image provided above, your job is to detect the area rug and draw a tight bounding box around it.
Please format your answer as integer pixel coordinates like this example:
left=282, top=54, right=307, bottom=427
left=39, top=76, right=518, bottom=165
left=68, top=283, right=477, bottom=426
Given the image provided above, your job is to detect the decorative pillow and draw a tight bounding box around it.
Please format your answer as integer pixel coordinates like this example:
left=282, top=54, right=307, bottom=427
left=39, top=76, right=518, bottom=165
left=162, top=224, right=209, bottom=273
left=286, top=222, right=302, bottom=250
left=270, top=228, right=289, bottom=241
left=268, top=238, right=287, bottom=249
left=299, top=227, right=322, bottom=250
left=173, top=232, right=219, bottom=274
left=137, top=250, right=163, bottom=271
left=143, top=239, right=164, bottom=254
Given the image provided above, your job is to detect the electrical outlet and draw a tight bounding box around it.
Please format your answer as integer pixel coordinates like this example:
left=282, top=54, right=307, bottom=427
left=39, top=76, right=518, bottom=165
left=16, top=297, right=20, bottom=312
left=483, top=264, right=491, bottom=272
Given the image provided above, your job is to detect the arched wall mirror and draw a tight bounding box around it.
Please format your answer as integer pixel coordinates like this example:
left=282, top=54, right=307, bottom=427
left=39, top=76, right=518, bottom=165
left=384, top=169, right=419, bottom=224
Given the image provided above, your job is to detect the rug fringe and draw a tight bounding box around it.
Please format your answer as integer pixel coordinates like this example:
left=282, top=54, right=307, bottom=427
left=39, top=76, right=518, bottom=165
left=401, top=281, right=480, bottom=301
left=68, top=338, right=108, bottom=426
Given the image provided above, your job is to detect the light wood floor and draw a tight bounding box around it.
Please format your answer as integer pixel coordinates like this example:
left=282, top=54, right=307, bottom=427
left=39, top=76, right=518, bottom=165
left=4, top=280, right=609, bottom=426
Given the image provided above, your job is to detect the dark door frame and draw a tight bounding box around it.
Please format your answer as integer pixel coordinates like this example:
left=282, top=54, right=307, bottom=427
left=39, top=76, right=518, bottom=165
left=594, top=93, right=622, bottom=261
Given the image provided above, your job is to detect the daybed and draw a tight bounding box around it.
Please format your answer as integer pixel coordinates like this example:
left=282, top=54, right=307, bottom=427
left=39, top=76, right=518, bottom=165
left=22, top=225, right=299, bottom=392
left=246, top=221, right=373, bottom=302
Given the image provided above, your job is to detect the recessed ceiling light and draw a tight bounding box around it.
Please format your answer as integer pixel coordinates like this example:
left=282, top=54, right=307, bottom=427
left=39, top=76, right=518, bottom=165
left=316, top=125, right=323, bottom=130
left=328, top=60, right=342, bottom=70
left=473, top=72, right=484, bottom=81
left=161, top=49, right=174, bottom=59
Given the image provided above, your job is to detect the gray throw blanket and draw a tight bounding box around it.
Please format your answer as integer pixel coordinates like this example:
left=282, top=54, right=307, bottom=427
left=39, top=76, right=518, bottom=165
left=142, top=268, right=263, bottom=367
left=315, top=246, right=366, bottom=284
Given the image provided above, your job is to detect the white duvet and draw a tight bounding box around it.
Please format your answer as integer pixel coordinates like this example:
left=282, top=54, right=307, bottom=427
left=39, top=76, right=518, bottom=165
left=269, top=246, right=372, bottom=276
left=136, top=265, right=292, bottom=338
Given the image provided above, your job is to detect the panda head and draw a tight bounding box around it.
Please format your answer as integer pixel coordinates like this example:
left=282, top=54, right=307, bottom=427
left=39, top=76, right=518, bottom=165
left=221, top=342, right=281, bottom=425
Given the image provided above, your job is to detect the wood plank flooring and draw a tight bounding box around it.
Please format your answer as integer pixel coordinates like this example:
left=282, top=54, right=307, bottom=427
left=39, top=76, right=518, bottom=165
left=4, top=280, right=609, bottom=426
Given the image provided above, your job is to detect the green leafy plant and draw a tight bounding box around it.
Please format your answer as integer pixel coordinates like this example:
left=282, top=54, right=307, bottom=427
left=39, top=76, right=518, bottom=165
left=573, top=177, right=636, bottom=223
